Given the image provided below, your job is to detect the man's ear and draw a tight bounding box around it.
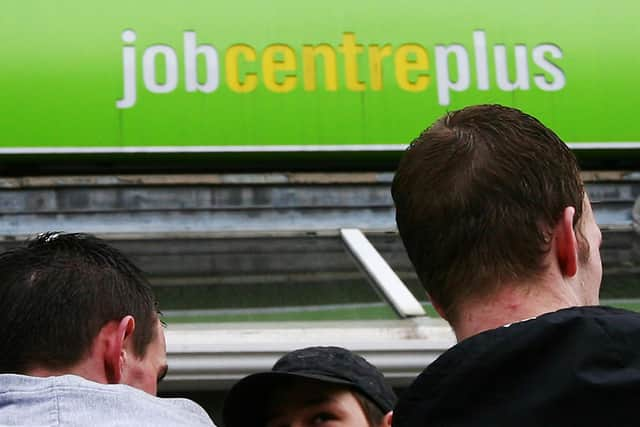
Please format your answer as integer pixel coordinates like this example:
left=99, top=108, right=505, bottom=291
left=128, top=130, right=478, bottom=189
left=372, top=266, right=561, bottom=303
left=104, top=315, right=136, bottom=384
left=555, top=206, right=578, bottom=278
left=381, top=411, right=393, bottom=427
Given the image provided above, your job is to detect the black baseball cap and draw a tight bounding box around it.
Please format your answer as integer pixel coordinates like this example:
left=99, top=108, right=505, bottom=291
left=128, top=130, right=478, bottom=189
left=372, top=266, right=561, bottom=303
left=223, top=346, right=397, bottom=427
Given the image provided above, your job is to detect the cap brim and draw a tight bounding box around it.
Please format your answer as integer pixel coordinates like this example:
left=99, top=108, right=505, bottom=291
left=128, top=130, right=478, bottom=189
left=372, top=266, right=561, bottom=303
left=223, top=371, right=357, bottom=427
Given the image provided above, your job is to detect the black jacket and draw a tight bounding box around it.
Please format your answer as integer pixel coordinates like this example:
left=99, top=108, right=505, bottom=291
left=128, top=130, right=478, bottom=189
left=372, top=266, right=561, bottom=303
left=393, top=306, right=640, bottom=427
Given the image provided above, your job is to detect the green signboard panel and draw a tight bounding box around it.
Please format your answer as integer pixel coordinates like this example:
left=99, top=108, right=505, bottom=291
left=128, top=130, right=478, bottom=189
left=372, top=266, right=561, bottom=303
left=0, top=1, right=638, bottom=153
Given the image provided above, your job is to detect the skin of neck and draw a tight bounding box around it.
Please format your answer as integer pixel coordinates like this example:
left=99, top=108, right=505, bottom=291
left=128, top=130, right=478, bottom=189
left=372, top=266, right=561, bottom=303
left=443, top=206, right=595, bottom=342
left=449, top=260, right=587, bottom=342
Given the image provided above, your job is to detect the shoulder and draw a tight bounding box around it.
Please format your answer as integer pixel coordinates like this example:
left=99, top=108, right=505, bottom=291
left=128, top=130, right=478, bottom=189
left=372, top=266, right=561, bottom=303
left=412, top=305, right=640, bottom=383
left=0, top=375, right=216, bottom=427
left=70, top=379, right=215, bottom=426
left=393, top=306, right=640, bottom=426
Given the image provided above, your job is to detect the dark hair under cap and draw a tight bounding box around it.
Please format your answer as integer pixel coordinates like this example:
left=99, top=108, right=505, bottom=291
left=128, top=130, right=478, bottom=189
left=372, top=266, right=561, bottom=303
left=223, top=346, right=397, bottom=427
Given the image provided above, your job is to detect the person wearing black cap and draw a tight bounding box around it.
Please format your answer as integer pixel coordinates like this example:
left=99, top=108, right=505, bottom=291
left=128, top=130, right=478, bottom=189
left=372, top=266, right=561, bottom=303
left=223, top=346, right=395, bottom=427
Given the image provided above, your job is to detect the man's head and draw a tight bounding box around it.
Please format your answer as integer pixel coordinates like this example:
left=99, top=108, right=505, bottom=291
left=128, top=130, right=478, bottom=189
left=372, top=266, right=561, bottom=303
left=392, top=104, right=602, bottom=325
left=0, top=232, right=167, bottom=395
left=223, top=346, right=396, bottom=427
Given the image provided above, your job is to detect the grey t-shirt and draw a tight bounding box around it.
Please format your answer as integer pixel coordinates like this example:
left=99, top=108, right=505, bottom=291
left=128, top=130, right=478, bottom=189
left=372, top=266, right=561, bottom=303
left=0, top=374, right=216, bottom=427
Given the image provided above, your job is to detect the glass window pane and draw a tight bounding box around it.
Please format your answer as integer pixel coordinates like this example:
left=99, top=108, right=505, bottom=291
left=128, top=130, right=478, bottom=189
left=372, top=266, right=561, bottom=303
left=366, top=232, right=437, bottom=317
left=599, top=230, right=640, bottom=311
left=115, top=235, right=397, bottom=323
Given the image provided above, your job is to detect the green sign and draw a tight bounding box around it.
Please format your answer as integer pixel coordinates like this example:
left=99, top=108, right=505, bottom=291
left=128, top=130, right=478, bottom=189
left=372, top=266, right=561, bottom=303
left=1, top=0, right=638, bottom=152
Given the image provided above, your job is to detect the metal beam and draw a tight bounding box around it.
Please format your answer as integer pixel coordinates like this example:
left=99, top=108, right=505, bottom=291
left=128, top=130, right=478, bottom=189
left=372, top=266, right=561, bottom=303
left=161, top=318, right=454, bottom=391
left=340, top=228, right=426, bottom=317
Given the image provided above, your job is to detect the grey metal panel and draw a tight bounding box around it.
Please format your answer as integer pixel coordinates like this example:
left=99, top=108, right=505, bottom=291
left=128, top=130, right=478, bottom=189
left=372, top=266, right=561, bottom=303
left=0, top=172, right=637, bottom=237
left=161, top=317, right=455, bottom=391
left=0, top=208, right=396, bottom=236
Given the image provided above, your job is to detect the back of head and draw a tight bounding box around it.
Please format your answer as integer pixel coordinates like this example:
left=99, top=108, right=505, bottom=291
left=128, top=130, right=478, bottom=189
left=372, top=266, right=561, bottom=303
left=0, top=232, right=158, bottom=373
left=391, top=104, right=584, bottom=324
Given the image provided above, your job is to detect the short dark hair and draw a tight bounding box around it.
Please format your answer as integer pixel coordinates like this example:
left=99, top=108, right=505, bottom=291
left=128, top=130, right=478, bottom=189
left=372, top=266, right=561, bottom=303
left=0, top=232, right=158, bottom=373
left=391, top=104, right=585, bottom=323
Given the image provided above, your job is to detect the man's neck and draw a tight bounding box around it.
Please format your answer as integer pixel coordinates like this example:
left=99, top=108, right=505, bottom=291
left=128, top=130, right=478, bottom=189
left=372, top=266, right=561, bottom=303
left=451, top=276, right=584, bottom=342
left=25, top=358, right=108, bottom=385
